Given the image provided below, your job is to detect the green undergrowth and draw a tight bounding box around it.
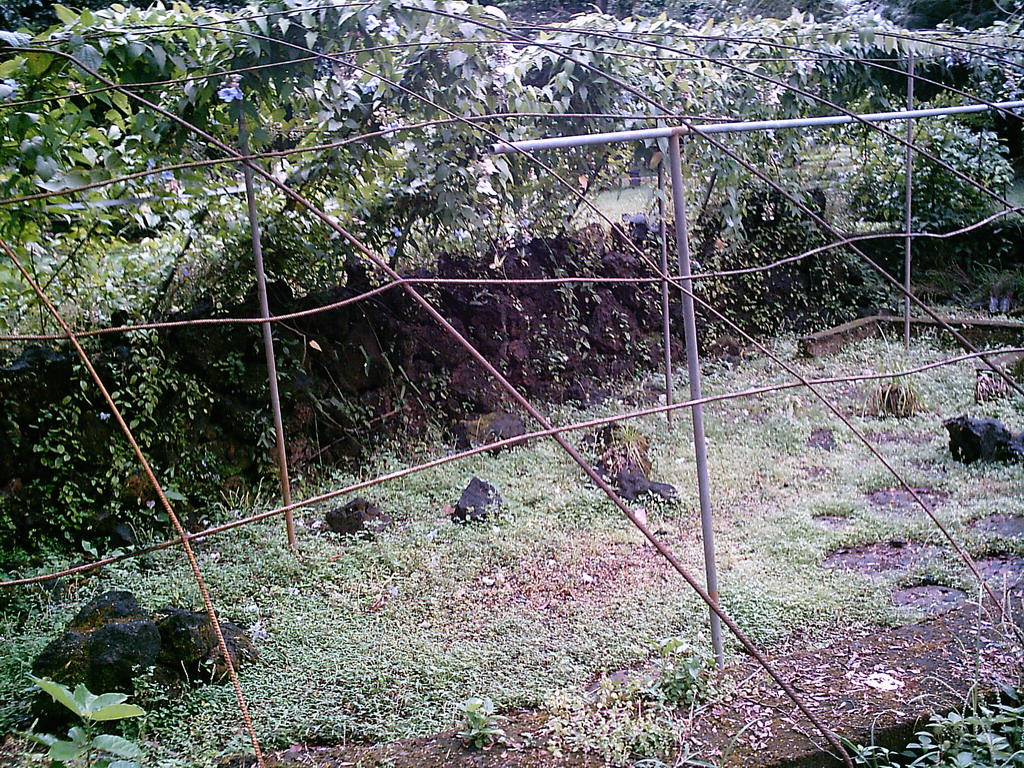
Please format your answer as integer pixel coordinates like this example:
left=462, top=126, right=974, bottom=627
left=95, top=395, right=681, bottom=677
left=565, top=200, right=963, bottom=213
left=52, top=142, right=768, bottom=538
left=1, top=335, right=1022, bottom=766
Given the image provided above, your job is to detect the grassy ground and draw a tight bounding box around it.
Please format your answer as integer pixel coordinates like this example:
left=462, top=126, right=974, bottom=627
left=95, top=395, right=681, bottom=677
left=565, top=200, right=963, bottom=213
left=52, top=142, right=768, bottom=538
left=2, top=333, right=1023, bottom=766
left=574, top=185, right=657, bottom=227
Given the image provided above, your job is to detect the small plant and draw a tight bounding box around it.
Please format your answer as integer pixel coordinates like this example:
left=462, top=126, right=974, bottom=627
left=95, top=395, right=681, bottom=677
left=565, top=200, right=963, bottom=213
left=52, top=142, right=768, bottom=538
left=544, top=684, right=675, bottom=766
left=456, top=696, right=506, bottom=749
left=24, top=676, right=146, bottom=768
left=849, top=685, right=1024, bottom=767
left=649, top=637, right=713, bottom=706
left=598, top=423, right=652, bottom=477
left=868, top=377, right=922, bottom=419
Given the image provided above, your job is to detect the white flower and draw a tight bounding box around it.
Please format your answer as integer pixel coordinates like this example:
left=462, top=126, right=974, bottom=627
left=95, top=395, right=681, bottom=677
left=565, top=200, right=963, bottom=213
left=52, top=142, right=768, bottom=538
left=248, top=618, right=270, bottom=641
left=365, top=13, right=381, bottom=31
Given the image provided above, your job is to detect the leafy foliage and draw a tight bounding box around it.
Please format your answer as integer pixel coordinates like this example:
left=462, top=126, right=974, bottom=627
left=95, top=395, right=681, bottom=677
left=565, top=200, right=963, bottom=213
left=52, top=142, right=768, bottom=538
left=25, top=676, right=146, bottom=768
left=851, top=687, right=1024, bottom=767
left=0, top=332, right=268, bottom=555
left=846, top=114, right=1014, bottom=232
left=648, top=636, right=714, bottom=706
left=456, top=696, right=507, bottom=748
left=3, top=2, right=1021, bottom=334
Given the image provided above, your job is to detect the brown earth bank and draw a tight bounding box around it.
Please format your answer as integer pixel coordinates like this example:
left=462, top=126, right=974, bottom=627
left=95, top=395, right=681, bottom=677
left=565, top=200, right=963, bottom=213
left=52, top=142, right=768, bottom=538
left=0, top=230, right=868, bottom=553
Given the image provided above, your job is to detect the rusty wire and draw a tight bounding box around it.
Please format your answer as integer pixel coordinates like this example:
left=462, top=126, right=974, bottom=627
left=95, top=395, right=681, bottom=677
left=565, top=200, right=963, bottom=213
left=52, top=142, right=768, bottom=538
left=3, top=344, right=1020, bottom=591
left=385, top=4, right=1023, bottom=400
left=2, top=15, right=1023, bottom=767
left=5, top=201, right=1022, bottom=343
left=1, top=20, right=1019, bottom=206
left=430, top=6, right=1024, bottom=617
left=0, top=236, right=268, bottom=767
left=32, top=45, right=922, bottom=766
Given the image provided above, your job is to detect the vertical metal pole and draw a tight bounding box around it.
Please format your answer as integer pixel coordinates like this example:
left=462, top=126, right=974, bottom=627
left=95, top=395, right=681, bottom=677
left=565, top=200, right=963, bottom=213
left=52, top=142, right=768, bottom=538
left=904, top=50, right=915, bottom=350
left=668, top=134, right=723, bottom=668
left=239, top=108, right=296, bottom=548
left=658, top=161, right=674, bottom=425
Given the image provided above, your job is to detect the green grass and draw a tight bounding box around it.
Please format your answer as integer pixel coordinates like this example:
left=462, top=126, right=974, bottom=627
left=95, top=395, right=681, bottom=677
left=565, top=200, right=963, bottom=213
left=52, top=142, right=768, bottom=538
left=573, top=184, right=658, bottom=227
left=2, top=334, right=1023, bottom=765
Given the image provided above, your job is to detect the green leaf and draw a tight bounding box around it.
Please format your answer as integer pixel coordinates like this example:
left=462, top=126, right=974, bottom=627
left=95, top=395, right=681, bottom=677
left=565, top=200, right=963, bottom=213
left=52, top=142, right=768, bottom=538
left=25, top=52, right=54, bottom=76
left=446, top=49, right=468, bottom=68
left=0, top=31, right=31, bottom=48
left=53, top=4, right=79, bottom=24
left=32, top=676, right=82, bottom=716
left=49, top=739, right=86, bottom=761
left=89, top=692, right=129, bottom=710
left=73, top=44, right=102, bottom=73
left=92, top=734, right=144, bottom=758
left=22, top=731, right=58, bottom=747
left=72, top=683, right=98, bottom=715
left=90, top=703, right=145, bottom=721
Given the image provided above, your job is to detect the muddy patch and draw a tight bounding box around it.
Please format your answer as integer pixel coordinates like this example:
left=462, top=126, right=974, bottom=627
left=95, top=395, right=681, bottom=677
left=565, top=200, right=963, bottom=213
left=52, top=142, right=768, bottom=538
left=977, top=555, right=1024, bottom=587
left=892, top=585, right=967, bottom=614
left=806, top=428, right=836, bottom=451
left=867, top=488, right=948, bottom=516
left=970, top=515, right=1024, bottom=538
left=813, top=514, right=851, bottom=530
left=873, top=431, right=935, bottom=445
left=823, top=540, right=943, bottom=578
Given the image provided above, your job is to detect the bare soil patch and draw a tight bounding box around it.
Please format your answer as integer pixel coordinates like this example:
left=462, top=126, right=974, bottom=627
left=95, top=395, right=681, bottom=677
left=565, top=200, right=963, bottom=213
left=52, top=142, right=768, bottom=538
left=977, top=555, right=1024, bottom=588
left=892, top=585, right=968, bottom=614
left=806, top=428, right=836, bottom=451
left=866, top=487, right=948, bottom=516
left=970, top=514, right=1024, bottom=538
left=822, top=540, right=943, bottom=577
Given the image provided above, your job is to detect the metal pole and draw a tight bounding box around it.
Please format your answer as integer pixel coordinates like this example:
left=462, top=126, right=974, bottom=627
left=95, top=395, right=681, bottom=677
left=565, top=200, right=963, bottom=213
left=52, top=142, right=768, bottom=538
left=668, top=134, right=723, bottom=668
left=658, top=161, right=674, bottom=425
left=491, top=99, right=1024, bottom=154
left=904, top=50, right=915, bottom=350
left=238, top=107, right=296, bottom=548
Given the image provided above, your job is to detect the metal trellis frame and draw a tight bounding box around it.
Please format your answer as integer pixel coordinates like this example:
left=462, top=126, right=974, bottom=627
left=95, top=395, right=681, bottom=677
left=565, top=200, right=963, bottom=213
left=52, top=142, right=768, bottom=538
left=492, top=95, right=1024, bottom=667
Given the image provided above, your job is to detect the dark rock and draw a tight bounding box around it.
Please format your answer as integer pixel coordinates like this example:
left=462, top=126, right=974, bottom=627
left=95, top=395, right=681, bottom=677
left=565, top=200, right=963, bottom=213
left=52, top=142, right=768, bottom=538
left=31, top=591, right=256, bottom=724
left=155, top=607, right=256, bottom=681
left=32, top=591, right=160, bottom=696
left=587, top=293, right=640, bottom=356
left=615, top=468, right=677, bottom=501
left=944, top=415, right=1024, bottom=463
left=325, top=498, right=392, bottom=537
left=0, top=345, right=68, bottom=373
left=454, top=412, right=529, bottom=452
left=807, top=428, right=836, bottom=451
left=452, top=477, right=501, bottom=524
left=621, top=212, right=652, bottom=243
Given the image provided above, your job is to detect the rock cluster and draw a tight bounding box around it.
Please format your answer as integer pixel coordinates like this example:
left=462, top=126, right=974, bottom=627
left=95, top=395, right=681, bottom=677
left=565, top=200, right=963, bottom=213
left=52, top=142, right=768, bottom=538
left=32, top=591, right=255, bottom=717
